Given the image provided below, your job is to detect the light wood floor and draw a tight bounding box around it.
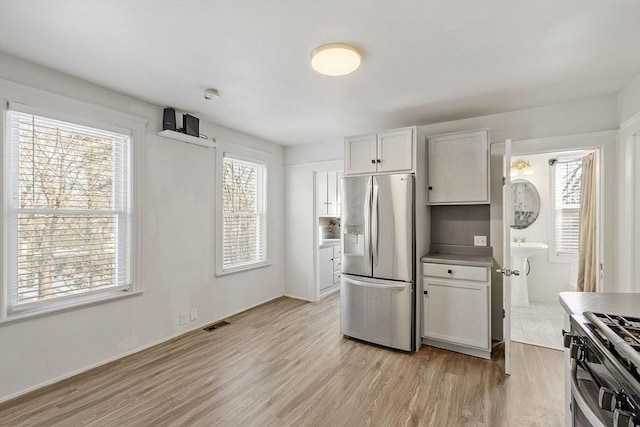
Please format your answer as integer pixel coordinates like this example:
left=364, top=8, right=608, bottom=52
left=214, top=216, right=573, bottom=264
left=0, top=293, right=565, bottom=426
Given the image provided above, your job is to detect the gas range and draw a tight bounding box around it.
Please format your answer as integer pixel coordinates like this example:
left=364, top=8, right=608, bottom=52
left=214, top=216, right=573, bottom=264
left=567, top=312, right=640, bottom=426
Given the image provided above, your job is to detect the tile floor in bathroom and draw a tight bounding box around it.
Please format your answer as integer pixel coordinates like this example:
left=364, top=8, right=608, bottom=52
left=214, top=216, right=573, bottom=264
left=511, top=300, right=565, bottom=351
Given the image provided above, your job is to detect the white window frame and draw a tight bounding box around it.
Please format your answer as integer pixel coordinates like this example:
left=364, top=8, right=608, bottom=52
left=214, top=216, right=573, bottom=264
left=0, top=81, right=145, bottom=322
left=216, top=151, right=269, bottom=275
left=548, top=159, right=582, bottom=264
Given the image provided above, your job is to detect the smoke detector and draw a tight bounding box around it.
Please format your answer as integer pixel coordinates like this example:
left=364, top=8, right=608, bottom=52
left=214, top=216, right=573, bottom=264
left=203, top=88, right=219, bottom=100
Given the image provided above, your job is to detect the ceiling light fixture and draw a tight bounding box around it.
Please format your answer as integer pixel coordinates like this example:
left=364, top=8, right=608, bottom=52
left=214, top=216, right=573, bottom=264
left=203, top=88, right=219, bottom=100
left=511, top=159, right=531, bottom=170
left=311, top=43, right=362, bottom=76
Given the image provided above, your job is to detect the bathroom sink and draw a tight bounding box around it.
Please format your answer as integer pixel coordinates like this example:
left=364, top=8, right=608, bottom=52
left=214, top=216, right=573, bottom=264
left=510, top=242, right=549, bottom=306
left=511, top=242, right=548, bottom=258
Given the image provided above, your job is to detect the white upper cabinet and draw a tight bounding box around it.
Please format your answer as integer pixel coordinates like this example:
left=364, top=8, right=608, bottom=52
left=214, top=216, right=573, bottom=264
left=317, top=171, right=341, bottom=216
left=345, top=126, right=416, bottom=176
left=377, top=128, right=415, bottom=173
left=427, top=129, right=489, bottom=204
left=345, top=134, right=377, bottom=175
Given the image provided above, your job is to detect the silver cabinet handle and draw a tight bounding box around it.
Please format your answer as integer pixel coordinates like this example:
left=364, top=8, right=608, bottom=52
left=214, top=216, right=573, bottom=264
left=364, top=177, right=373, bottom=261
left=372, top=179, right=379, bottom=266
left=342, top=277, right=406, bottom=291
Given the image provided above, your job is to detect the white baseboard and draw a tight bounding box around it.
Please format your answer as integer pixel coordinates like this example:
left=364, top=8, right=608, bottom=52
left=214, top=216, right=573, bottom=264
left=422, top=338, right=491, bottom=360
left=283, top=293, right=312, bottom=302
left=319, top=287, right=340, bottom=299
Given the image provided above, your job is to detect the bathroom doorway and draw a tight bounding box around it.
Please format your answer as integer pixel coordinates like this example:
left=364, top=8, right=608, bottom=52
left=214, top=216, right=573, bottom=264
left=508, top=149, right=600, bottom=350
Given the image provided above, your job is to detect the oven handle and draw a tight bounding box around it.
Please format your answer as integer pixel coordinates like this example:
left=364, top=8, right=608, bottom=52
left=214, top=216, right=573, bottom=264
left=570, top=358, right=606, bottom=427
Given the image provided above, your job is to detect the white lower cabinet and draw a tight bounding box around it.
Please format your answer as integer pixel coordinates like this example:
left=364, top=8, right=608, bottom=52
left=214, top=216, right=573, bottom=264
left=320, top=245, right=341, bottom=294
left=422, top=262, right=491, bottom=359
left=319, top=247, right=333, bottom=292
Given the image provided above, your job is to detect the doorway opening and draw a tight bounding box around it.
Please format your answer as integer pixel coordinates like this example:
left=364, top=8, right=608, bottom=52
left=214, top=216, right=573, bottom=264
left=508, top=149, right=600, bottom=350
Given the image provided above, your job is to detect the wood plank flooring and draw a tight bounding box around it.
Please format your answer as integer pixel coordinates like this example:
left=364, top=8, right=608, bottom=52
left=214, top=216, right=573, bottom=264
left=0, top=293, right=565, bottom=426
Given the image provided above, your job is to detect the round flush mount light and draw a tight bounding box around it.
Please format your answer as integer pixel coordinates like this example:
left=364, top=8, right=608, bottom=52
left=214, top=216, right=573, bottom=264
left=311, top=43, right=362, bottom=76
left=203, top=88, right=219, bottom=100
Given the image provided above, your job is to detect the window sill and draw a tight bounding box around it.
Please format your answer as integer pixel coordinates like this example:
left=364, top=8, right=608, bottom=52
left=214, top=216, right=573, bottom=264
left=0, top=289, right=145, bottom=325
left=216, top=262, right=272, bottom=277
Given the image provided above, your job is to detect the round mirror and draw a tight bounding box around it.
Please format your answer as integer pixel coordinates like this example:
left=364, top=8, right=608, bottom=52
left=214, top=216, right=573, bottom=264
left=511, top=179, right=541, bottom=229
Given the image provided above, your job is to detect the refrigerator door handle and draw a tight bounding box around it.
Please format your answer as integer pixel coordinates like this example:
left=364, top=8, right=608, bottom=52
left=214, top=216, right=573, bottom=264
left=342, top=276, right=406, bottom=291
left=364, top=176, right=373, bottom=260
left=371, top=178, right=379, bottom=267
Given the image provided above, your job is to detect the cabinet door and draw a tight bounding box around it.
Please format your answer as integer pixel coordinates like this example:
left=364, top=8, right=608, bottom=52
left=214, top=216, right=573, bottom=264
left=327, top=172, right=337, bottom=216
left=377, top=127, right=415, bottom=173
left=319, top=247, right=334, bottom=292
left=333, top=270, right=341, bottom=285
left=427, top=130, right=489, bottom=204
left=316, top=172, right=328, bottom=216
left=422, top=277, right=489, bottom=349
left=345, top=134, right=377, bottom=175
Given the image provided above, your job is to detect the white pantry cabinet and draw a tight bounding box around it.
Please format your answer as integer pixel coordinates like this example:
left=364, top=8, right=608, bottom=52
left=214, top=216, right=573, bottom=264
left=317, top=171, right=343, bottom=216
left=422, top=262, right=491, bottom=359
left=427, top=129, right=489, bottom=204
left=345, top=126, right=416, bottom=176
left=319, top=245, right=341, bottom=294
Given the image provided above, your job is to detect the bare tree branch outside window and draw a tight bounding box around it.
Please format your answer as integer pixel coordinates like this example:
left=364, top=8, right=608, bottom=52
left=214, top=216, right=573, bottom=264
left=7, top=112, right=130, bottom=308
left=222, top=156, right=266, bottom=270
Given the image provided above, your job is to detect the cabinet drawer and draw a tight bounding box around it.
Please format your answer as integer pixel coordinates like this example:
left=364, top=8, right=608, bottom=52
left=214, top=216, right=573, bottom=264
left=333, top=271, right=341, bottom=284
left=333, top=245, right=341, bottom=258
left=333, top=259, right=341, bottom=271
left=422, top=263, right=487, bottom=282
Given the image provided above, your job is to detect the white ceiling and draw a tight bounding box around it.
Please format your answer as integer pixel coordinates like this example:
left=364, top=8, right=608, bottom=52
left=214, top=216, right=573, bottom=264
left=0, top=1, right=639, bottom=146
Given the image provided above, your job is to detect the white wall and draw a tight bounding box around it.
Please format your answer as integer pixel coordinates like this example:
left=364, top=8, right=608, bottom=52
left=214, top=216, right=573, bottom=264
left=0, top=54, right=285, bottom=401
left=285, top=140, right=343, bottom=166
left=284, top=159, right=343, bottom=301
left=616, top=73, right=640, bottom=292
left=618, top=74, right=640, bottom=125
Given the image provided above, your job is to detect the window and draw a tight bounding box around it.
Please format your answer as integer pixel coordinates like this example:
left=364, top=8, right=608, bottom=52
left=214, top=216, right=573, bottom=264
left=221, top=155, right=267, bottom=272
left=5, top=109, right=131, bottom=313
left=551, top=160, right=582, bottom=258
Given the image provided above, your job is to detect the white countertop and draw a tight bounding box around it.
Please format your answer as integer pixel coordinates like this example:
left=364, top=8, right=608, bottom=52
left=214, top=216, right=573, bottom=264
left=559, top=292, right=640, bottom=317
left=319, top=239, right=340, bottom=249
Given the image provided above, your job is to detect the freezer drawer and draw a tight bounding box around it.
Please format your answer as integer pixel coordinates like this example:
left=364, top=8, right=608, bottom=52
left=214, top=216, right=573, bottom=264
left=340, top=275, right=414, bottom=351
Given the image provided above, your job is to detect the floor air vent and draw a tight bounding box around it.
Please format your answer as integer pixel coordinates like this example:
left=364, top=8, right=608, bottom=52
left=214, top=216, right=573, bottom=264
left=203, top=320, right=230, bottom=332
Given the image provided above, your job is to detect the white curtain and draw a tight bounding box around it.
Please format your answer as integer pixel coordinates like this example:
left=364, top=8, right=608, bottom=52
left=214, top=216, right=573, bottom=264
left=577, top=153, right=597, bottom=292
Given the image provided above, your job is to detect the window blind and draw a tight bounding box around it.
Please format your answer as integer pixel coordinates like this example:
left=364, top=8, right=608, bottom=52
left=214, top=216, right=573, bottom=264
left=554, top=161, right=582, bottom=256
left=6, top=110, right=131, bottom=309
left=222, top=156, right=267, bottom=270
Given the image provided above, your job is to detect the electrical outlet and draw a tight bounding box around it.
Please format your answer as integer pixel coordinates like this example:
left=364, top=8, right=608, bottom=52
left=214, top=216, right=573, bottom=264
left=179, top=313, right=188, bottom=326
left=474, top=235, right=487, bottom=247
left=190, top=308, right=198, bottom=321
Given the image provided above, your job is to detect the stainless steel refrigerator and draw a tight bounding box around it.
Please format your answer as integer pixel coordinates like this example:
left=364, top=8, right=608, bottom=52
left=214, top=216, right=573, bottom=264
left=340, top=173, right=415, bottom=351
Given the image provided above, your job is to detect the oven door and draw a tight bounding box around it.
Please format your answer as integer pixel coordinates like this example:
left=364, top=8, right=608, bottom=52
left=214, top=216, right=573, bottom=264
left=570, top=358, right=613, bottom=427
